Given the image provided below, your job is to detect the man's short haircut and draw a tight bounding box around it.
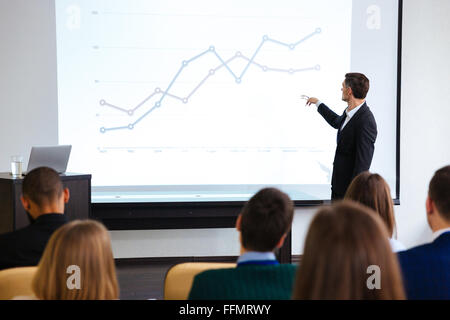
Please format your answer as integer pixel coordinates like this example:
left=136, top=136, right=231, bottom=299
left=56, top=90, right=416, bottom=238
left=345, top=72, right=370, bottom=99
left=22, top=167, right=64, bottom=208
left=240, top=188, right=294, bottom=252
left=429, top=165, right=450, bottom=221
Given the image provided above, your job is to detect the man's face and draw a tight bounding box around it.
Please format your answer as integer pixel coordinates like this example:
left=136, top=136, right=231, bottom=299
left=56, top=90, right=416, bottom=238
left=341, top=81, right=351, bottom=102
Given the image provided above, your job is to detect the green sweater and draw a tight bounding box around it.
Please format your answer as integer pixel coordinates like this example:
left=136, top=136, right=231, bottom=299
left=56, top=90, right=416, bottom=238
left=188, top=264, right=297, bottom=300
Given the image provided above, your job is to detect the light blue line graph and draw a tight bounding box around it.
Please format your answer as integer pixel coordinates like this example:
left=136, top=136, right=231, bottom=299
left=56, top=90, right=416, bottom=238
left=100, top=28, right=321, bottom=133
left=239, top=39, right=265, bottom=81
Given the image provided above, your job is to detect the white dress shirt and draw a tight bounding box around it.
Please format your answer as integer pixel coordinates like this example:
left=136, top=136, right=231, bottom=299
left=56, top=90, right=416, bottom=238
left=389, top=238, right=406, bottom=252
left=341, top=101, right=365, bottom=130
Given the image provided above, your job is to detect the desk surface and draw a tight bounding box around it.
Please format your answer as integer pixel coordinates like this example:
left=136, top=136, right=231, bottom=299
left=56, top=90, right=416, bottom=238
left=0, top=172, right=91, bottom=182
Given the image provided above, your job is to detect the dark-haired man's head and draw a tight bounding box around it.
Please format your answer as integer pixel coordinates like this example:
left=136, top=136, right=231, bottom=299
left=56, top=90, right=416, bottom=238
left=342, top=72, right=370, bottom=102
left=236, top=188, right=294, bottom=253
left=21, top=167, right=70, bottom=221
left=426, top=165, right=450, bottom=231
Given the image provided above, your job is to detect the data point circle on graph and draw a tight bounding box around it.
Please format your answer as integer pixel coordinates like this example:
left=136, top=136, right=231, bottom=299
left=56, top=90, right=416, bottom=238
left=235, top=51, right=242, bottom=57
left=209, top=46, right=215, bottom=52
left=262, top=66, right=268, bottom=72
left=155, top=88, right=161, bottom=93
left=99, top=100, right=106, bottom=106
left=209, top=69, right=215, bottom=75
left=127, top=110, right=134, bottom=116
left=315, top=64, right=321, bottom=71
left=128, top=124, right=134, bottom=130
left=183, top=98, right=188, bottom=104
left=236, top=78, right=242, bottom=84
left=155, top=102, right=161, bottom=108
left=182, top=60, right=188, bottom=66
left=289, top=44, right=295, bottom=50
left=100, top=127, right=106, bottom=133
left=316, top=28, right=322, bottom=34
left=263, top=35, right=268, bottom=41
left=289, top=68, right=294, bottom=74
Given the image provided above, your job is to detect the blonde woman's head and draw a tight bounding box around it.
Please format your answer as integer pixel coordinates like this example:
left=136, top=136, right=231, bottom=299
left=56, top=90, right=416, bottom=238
left=32, top=220, right=119, bottom=300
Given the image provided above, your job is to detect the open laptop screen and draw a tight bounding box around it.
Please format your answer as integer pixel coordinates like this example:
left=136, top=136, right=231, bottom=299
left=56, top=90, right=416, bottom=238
left=25, top=145, right=72, bottom=174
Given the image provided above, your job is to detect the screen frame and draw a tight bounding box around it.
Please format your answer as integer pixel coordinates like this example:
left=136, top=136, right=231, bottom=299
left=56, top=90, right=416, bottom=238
left=82, top=0, right=403, bottom=228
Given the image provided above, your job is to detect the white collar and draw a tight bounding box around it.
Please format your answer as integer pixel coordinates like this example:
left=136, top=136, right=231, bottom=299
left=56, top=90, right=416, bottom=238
left=346, top=101, right=365, bottom=118
left=432, top=227, right=450, bottom=242
left=237, top=251, right=277, bottom=264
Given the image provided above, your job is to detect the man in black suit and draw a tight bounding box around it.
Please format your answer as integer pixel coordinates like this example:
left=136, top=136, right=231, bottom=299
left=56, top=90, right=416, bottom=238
left=306, top=73, right=377, bottom=200
left=0, top=167, right=69, bottom=270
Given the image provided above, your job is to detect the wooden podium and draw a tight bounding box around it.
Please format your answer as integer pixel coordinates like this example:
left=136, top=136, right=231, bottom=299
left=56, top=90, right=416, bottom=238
left=0, top=173, right=91, bottom=234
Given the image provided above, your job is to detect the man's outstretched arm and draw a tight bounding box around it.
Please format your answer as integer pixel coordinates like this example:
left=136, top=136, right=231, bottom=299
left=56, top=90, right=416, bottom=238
left=306, top=97, right=341, bottom=129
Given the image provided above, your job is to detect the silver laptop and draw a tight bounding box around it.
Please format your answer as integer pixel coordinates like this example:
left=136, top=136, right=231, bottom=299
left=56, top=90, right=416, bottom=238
left=24, top=145, right=72, bottom=175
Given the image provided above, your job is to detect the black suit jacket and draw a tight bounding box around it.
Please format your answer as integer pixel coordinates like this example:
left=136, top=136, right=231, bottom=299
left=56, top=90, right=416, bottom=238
left=0, top=213, right=67, bottom=270
left=317, top=102, right=377, bottom=199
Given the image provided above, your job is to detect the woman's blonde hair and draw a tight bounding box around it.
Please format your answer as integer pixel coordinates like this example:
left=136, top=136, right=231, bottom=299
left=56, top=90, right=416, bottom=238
left=32, top=220, right=119, bottom=300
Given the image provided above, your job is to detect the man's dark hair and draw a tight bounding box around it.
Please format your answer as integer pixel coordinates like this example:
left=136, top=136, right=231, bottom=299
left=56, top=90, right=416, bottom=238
left=429, top=165, right=450, bottom=221
left=240, top=188, right=294, bottom=252
left=22, top=167, right=64, bottom=208
left=345, top=73, right=370, bottom=99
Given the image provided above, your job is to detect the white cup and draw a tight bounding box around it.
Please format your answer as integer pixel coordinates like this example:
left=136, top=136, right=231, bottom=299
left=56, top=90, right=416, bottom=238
left=10, top=155, right=23, bottom=177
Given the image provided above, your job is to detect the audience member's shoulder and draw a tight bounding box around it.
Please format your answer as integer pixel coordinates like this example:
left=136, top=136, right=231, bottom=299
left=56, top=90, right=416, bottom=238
left=0, top=225, right=31, bottom=243
left=398, top=240, right=437, bottom=261
left=0, top=230, right=11, bottom=242
left=0, top=215, right=64, bottom=242
left=195, top=263, right=296, bottom=280
left=435, top=230, right=450, bottom=242
left=196, top=267, right=235, bottom=279
left=280, top=263, right=297, bottom=270
left=402, top=231, right=450, bottom=256
left=269, top=263, right=297, bottom=272
left=225, top=263, right=297, bottom=276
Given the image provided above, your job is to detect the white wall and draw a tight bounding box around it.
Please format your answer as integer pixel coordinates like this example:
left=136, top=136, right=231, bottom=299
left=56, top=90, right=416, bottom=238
left=395, top=0, right=450, bottom=248
left=0, top=0, right=58, bottom=167
left=1, top=0, right=449, bottom=258
left=108, top=207, right=317, bottom=258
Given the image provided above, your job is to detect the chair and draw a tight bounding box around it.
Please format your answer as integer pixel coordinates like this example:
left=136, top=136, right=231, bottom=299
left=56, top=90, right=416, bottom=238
left=164, top=262, right=235, bottom=300
left=0, top=266, right=37, bottom=300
